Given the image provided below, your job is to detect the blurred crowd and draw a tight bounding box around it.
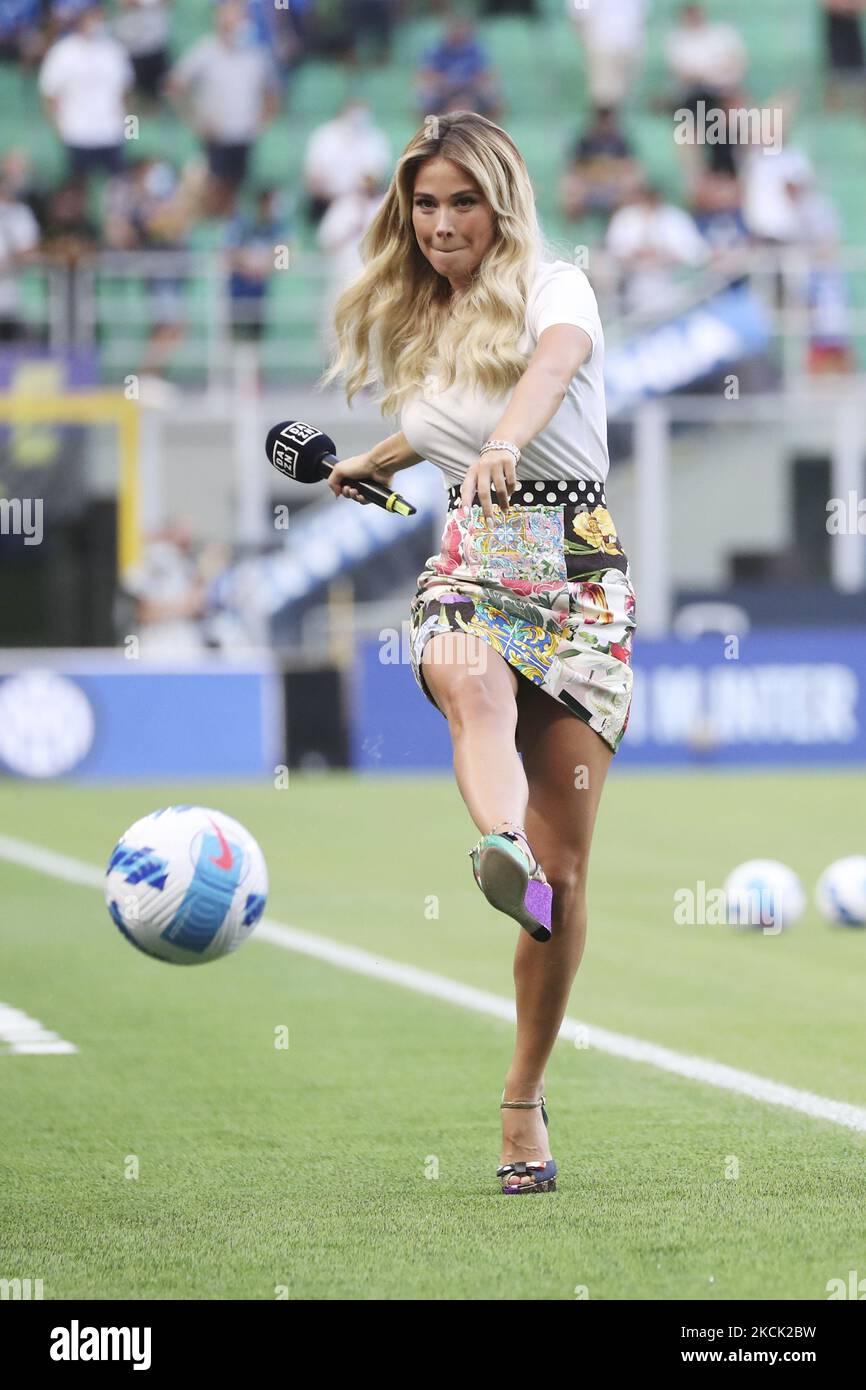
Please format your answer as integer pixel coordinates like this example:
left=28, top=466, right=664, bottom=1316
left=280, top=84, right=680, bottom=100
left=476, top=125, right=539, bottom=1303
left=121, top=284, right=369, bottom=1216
left=0, top=0, right=398, bottom=376
left=0, top=0, right=863, bottom=376
left=560, top=0, right=864, bottom=368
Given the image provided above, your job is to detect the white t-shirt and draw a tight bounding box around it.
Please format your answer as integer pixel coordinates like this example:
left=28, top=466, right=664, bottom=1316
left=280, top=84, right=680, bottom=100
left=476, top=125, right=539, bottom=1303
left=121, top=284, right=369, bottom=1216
left=665, top=23, right=747, bottom=91
left=741, top=145, right=815, bottom=242
left=606, top=202, right=708, bottom=263
left=399, top=259, right=609, bottom=488
left=572, top=0, right=647, bottom=52
left=125, top=540, right=205, bottom=653
left=0, top=199, right=39, bottom=315
left=606, top=202, right=708, bottom=315
left=317, top=189, right=385, bottom=286
left=172, top=36, right=275, bottom=143
left=39, top=34, right=132, bottom=147
left=304, top=115, right=391, bottom=200
left=113, top=1, right=171, bottom=57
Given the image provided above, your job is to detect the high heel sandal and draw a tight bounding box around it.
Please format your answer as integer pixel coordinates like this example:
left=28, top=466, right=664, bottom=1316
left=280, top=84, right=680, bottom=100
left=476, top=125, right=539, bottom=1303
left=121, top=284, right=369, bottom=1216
left=469, top=820, right=553, bottom=942
left=497, top=1093, right=558, bottom=1195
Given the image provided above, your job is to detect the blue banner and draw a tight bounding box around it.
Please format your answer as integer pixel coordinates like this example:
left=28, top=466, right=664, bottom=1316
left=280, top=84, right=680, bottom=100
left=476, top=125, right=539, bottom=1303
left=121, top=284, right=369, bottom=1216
left=0, top=656, right=283, bottom=781
left=351, top=629, right=866, bottom=770
left=604, top=283, right=771, bottom=417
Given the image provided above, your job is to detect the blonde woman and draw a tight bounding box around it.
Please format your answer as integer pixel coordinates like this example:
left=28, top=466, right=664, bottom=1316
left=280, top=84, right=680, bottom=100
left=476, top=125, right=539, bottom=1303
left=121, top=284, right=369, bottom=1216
left=324, top=112, right=636, bottom=1195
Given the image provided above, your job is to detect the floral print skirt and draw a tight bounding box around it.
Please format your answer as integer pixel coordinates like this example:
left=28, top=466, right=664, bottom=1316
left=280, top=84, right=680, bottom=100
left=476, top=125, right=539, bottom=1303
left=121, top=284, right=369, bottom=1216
left=409, top=477, right=637, bottom=754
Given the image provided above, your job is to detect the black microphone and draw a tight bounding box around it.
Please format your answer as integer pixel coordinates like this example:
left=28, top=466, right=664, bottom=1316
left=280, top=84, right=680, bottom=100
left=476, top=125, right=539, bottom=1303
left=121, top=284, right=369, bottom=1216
left=265, top=419, right=416, bottom=517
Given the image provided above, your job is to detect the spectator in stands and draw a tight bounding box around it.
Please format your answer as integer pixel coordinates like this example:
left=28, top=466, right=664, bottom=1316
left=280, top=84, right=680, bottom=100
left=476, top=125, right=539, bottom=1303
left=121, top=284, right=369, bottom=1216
left=568, top=0, right=647, bottom=112
left=113, top=0, right=172, bottom=108
left=753, top=155, right=854, bottom=373
left=672, top=86, right=753, bottom=191
left=690, top=171, right=749, bottom=249
left=167, top=0, right=279, bottom=217
left=740, top=136, right=816, bottom=244
left=688, top=169, right=751, bottom=283
left=39, top=175, right=99, bottom=265
left=342, top=0, right=397, bottom=67
left=0, top=0, right=45, bottom=65
left=605, top=182, right=709, bottom=319
left=822, top=0, right=866, bottom=110
left=787, top=173, right=855, bottom=373
left=664, top=3, right=748, bottom=111
left=104, top=156, right=195, bottom=388
left=558, top=106, right=642, bottom=223
left=414, top=18, right=501, bottom=119
left=0, top=172, right=40, bottom=341
left=225, top=186, right=292, bottom=345
left=1, top=148, right=47, bottom=228
left=39, top=2, right=133, bottom=179
left=303, top=99, right=390, bottom=226
left=281, top=0, right=312, bottom=75
left=125, top=524, right=210, bottom=655
left=247, top=0, right=302, bottom=79
left=316, top=171, right=385, bottom=349
left=732, top=116, right=853, bottom=373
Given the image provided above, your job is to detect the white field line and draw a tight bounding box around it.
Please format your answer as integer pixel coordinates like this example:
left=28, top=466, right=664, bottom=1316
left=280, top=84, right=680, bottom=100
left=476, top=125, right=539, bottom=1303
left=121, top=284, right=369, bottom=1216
left=0, top=1002, right=78, bottom=1055
left=1, top=832, right=866, bottom=1134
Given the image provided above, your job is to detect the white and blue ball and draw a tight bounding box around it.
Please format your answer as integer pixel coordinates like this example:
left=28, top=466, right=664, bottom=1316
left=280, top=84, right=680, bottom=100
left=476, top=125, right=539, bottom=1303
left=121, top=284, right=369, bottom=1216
left=724, top=859, right=805, bottom=931
left=105, top=806, right=268, bottom=964
left=816, top=856, right=866, bottom=927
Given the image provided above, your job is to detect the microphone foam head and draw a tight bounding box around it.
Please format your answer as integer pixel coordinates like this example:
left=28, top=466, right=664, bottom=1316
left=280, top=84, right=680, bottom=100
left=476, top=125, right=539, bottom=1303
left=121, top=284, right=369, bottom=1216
left=266, top=420, right=337, bottom=483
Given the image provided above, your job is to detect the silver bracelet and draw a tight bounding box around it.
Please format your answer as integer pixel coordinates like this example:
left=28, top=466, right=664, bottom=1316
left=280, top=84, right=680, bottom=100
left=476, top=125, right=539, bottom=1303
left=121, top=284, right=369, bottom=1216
left=479, top=438, right=521, bottom=468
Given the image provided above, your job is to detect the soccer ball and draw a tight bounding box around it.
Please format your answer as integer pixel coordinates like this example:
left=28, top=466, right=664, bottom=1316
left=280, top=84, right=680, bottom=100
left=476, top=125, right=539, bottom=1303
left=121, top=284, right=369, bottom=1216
left=815, top=856, right=866, bottom=927
left=105, top=806, right=268, bottom=964
left=724, top=859, right=805, bottom=932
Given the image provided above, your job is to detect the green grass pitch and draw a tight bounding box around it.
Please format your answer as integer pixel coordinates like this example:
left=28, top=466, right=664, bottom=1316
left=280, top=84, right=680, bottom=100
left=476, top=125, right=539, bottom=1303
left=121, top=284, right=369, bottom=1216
left=1, top=769, right=866, bottom=1301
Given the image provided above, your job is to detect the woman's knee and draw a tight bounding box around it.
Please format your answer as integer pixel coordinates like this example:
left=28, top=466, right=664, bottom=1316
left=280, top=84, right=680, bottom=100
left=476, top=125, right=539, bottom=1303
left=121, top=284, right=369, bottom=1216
left=543, top=850, right=589, bottom=904
left=436, top=666, right=514, bottom=731
left=423, top=639, right=516, bottom=729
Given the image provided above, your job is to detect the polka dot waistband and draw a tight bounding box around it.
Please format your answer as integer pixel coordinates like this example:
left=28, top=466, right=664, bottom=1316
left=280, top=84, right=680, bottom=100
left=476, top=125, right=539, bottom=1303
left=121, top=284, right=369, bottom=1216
left=447, top=478, right=606, bottom=508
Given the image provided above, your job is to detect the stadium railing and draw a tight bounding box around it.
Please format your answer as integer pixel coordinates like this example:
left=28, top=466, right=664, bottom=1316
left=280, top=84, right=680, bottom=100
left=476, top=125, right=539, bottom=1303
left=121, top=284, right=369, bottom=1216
left=15, top=246, right=866, bottom=389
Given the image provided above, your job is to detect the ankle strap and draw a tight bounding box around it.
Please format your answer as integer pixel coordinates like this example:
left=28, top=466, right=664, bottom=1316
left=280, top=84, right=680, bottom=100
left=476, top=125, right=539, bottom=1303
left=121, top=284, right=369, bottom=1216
left=501, top=1091, right=546, bottom=1110
left=489, top=822, right=537, bottom=874
left=490, top=820, right=527, bottom=839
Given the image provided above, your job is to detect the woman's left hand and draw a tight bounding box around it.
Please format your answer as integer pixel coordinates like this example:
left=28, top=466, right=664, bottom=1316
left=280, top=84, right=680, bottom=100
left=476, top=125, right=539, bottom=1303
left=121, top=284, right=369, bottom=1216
left=460, top=449, right=517, bottom=521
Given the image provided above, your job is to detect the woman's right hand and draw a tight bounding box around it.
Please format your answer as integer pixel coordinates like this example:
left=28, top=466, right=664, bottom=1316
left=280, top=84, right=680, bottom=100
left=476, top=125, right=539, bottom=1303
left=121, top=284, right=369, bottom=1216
left=327, top=452, right=395, bottom=505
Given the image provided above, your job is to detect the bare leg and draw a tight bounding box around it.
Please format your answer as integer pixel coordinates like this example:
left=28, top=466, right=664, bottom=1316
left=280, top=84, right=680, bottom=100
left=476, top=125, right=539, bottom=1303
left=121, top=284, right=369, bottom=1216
left=421, top=632, right=526, bottom=837
left=500, top=678, right=614, bottom=1183
left=423, top=634, right=615, bottom=1184
left=203, top=175, right=238, bottom=218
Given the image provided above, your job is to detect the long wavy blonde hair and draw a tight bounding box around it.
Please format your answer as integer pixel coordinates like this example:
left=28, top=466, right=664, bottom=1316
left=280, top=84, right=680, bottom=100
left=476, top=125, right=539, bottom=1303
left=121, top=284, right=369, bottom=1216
left=320, top=111, right=544, bottom=418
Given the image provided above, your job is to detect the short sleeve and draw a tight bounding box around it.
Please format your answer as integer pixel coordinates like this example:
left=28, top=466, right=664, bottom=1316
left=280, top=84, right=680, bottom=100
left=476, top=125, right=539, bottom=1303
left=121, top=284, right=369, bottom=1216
left=173, top=37, right=207, bottom=85
left=527, top=262, right=602, bottom=356
left=11, top=205, right=39, bottom=255
left=38, top=43, right=66, bottom=98
left=120, top=47, right=134, bottom=88
left=259, top=52, right=280, bottom=92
